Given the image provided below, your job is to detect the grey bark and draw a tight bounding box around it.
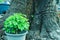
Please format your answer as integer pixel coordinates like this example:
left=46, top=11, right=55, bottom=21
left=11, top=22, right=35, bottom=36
left=40, top=0, right=60, bottom=40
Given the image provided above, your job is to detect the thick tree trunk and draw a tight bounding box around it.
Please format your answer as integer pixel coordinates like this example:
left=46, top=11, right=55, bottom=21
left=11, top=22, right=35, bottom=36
left=40, top=0, right=60, bottom=40
left=3, top=0, right=60, bottom=40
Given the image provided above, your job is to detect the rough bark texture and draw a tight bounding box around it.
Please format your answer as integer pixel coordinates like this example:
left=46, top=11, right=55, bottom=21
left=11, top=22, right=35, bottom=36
left=40, top=0, right=60, bottom=40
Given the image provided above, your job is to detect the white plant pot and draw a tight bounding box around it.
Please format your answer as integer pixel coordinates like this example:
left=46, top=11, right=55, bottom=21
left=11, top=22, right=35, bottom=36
left=5, top=31, right=28, bottom=40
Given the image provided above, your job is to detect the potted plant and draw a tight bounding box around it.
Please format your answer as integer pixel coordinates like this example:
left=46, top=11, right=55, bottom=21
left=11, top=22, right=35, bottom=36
left=0, top=0, right=10, bottom=14
left=0, top=0, right=4, bottom=3
left=3, top=13, right=30, bottom=40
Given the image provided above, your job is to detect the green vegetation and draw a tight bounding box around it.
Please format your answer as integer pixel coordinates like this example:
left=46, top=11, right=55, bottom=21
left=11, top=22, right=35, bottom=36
left=3, top=13, right=30, bottom=34
left=0, top=0, right=4, bottom=3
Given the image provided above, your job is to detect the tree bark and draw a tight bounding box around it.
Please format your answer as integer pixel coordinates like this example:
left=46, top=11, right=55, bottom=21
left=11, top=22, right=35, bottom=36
left=40, top=0, right=60, bottom=40
left=3, top=0, right=60, bottom=40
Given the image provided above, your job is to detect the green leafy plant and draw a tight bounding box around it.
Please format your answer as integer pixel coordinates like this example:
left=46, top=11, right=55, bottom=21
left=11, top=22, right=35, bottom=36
left=0, top=0, right=4, bottom=3
left=3, top=13, right=30, bottom=34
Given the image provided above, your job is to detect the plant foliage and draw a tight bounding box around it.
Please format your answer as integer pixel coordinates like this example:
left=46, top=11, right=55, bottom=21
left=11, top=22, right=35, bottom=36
left=3, top=13, right=30, bottom=34
left=0, top=0, right=4, bottom=3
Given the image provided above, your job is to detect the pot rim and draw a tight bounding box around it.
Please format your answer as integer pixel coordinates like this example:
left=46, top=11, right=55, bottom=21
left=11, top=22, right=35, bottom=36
left=5, top=31, right=28, bottom=37
left=0, top=4, right=10, bottom=6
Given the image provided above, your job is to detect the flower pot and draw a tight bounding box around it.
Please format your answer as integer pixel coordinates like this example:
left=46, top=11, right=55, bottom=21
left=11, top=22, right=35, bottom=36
left=5, top=31, right=28, bottom=40
left=0, top=4, right=10, bottom=14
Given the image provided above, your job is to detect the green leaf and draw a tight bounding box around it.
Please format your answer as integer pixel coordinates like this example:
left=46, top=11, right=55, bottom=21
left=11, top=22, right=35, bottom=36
left=18, top=24, right=24, bottom=31
left=11, top=30, right=15, bottom=33
left=0, top=0, right=4, bottom=2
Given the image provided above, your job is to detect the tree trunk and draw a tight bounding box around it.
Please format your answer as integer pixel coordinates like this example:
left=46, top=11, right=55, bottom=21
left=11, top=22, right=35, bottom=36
left=3, top=0, right=60, bottom=40
left=40, top=0, right=60, bottom=40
